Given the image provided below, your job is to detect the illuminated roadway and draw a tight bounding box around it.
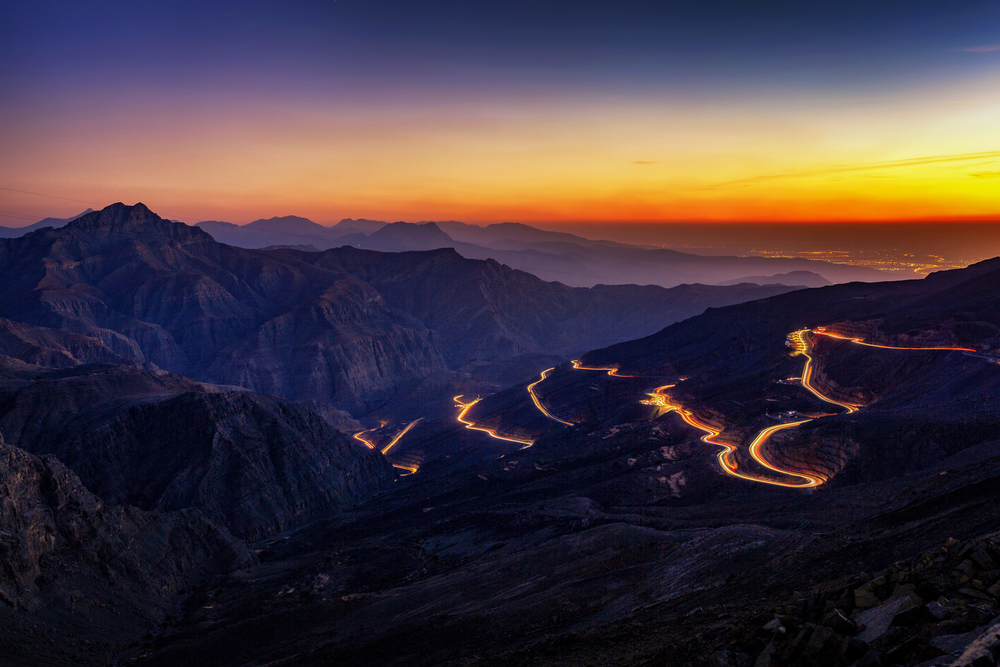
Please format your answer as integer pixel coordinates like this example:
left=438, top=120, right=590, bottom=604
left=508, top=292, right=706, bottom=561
left=454, top=395, right=535, bottom=447
left=526, top=368, right=575, bottom=425
left=585, top=328, right=978, bottom=488
left=452, top=329, right=982, bottom=485
left=571, top=359, right=634, bottom=377
left=352, top=426, right=380, bottom=450
left=810, top=328, right=976, bottom=352
left=641, top=383, right=824, bottom=487
left=353, top=419, right=423, bottom=476
left=381, top=418, right=423, bottom=455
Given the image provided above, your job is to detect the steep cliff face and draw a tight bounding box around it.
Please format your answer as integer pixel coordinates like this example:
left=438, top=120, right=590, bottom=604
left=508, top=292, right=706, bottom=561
left=311, top=246, right=798, bottom=366
left=0, top=318, right=128, bottom=368
left=0, top=437, right=252, bottom=666
left=0, top=366, right=396, bottom=540
left=204, top=277, right=448, bottom=414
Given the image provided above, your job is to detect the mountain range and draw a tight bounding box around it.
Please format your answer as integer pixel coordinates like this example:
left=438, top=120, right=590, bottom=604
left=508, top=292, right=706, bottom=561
left=0, top=203, right=803, bottom=415
left=2, top=202, right=1000, bottom=666
left=4, top=209, right=893, bottom=288
left=195, top=215, right=892, bottom=288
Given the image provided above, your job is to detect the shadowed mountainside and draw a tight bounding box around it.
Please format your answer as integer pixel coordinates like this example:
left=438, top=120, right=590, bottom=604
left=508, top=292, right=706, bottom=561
left=0, top=436, right=253, bottom=666
left=0, top=364, right=394, bottom=540
left=0, top=203, right=801, bottom=414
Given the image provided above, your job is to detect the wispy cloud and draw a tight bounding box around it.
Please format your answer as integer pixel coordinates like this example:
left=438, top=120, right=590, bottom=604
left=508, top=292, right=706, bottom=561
left=632, top=161, right=658, bottom=165
left=701, top=150, right=1000, bottom=190
left=970, top=171, right=1000, bottom=178
left=963, top=45, right=1000, bottom=53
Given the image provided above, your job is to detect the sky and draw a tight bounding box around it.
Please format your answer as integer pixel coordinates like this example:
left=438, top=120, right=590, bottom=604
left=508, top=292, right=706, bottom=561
left=2, top=0, right=1000, bottom=226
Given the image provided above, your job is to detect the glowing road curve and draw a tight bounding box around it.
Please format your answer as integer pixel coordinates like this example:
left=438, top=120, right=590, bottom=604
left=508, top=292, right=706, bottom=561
left=583, top=328, right=977, bottom=488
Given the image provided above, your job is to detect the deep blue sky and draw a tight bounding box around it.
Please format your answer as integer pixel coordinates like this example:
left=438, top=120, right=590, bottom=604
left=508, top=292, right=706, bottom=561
left=6, top=1, right=998, bottom=94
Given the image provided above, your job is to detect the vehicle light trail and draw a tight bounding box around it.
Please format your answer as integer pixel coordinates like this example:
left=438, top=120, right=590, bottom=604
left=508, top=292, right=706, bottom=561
left=631, top=328, right=980, bottom=487
left=353, top=428, right=378, bottom=450
left=643, top=385, right=824, bottom=488
left=380, top=419, right=423, bottom=455
left=571, top=360, right=634, bottom=377
left=811, top=328, right=977, bottom=352
left=788, top=329, right=862, bottom=414
left=355, top=420, right=423, bottom=476
left=526, top=368, right=575, bottom=425
left=392, top=462, right=419, bottom=476
left=454, top=395, right=535, bottom=447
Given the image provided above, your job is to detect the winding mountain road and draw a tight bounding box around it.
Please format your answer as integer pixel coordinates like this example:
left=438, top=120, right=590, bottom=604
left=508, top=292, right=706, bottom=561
left=454, top=395, right=535, bottom=447
left=583, top=328, right=981, bottom=488
left=454, top=328, right=985, bottom=487
left=527, top=368, right=575, bottom=425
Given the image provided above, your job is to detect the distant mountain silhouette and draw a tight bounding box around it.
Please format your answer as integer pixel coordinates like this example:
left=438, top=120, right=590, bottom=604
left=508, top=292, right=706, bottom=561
left=196, top=215, right=359, bottom=249
left=0, top=209, right=93, bottom=238
left=195, top=215, right=892, bottom=287
left=337, top=217, right=389, bottom=234
left=718, top=270, right=832, bottom=287
left=363, top=221, right=455, bottom=251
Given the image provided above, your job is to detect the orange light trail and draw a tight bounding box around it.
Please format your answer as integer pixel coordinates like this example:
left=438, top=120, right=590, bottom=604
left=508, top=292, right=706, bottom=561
left=380, top=419, right=423, bottom=455
left=788, top=329, right=862, bottom=414
left=353, top=427, right=378, bottom=450
left=642, top=384, right=824, bottom=488
left=571, top=360, right=634, bottom=377
left=392, top=463, right=419, bottom=476
left=526, top=368, right=575, bottom=426
left=633, top=328, right=981, bottom=487
left=811, top=328, right=976, bottom=353
left=356, top=420, right=423, bottom=475
left=454, top=395, right=535, bottom=447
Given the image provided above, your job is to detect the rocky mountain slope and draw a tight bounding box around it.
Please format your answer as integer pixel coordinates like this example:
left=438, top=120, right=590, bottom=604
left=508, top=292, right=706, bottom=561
left=0, top=364, right=394, bottom=540
left=0, top=202, right=800, bottom=414
left=0, top=436, right=252, bottom=667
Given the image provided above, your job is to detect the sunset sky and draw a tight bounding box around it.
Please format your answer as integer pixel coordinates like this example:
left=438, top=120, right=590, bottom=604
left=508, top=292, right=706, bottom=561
left=2, top=1, right=999, bottom=225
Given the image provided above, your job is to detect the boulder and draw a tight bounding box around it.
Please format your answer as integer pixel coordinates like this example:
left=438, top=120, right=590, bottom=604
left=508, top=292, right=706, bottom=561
left=856, top=595, right=919, bottom=643
left=952, top=621, right=1000, bottom=667
left=822, top=608, right=858, bottom=636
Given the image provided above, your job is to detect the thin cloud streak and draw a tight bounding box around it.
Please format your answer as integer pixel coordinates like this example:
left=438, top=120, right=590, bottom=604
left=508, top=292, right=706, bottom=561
left=963, top=45, right=1000, bottom=52
left=701, top=150, right=1000, bottom=190
left=0, top=187, right=99, bottom=205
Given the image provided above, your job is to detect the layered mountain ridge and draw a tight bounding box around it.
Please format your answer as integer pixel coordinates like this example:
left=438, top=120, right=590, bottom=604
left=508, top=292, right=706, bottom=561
left=0, top=203, right=801, bottom=414
left=190, top=213, right=890, bottom=287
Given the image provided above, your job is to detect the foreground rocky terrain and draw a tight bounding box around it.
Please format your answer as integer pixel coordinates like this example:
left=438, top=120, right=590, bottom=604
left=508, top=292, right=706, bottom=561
left=0, top=436, right=252, bottom=666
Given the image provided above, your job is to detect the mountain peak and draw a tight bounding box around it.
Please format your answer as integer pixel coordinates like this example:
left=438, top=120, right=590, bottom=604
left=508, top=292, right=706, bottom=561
left=365, top=220, right=454, bottom=251
left=63, top=202, right=211, bottom=243
left=245, top=215, right=325, bottom=233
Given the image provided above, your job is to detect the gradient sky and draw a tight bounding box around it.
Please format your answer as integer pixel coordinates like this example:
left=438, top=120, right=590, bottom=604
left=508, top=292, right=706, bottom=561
left=2, top=0, right=999, bottom=225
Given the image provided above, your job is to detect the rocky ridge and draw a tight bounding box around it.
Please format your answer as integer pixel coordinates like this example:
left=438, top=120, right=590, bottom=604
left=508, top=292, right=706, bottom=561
left=0, top=435, right=252, bottom=666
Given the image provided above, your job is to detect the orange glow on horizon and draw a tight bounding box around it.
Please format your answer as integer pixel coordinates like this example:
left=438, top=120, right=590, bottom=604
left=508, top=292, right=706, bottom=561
left=3, top=72, right=1000, bottom=226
